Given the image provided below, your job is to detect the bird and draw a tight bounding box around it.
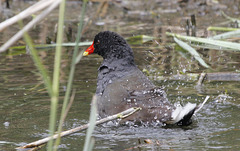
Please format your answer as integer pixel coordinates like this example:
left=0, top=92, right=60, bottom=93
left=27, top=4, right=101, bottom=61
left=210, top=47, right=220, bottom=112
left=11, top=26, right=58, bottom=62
left=83, top=31, right=204, bottom=126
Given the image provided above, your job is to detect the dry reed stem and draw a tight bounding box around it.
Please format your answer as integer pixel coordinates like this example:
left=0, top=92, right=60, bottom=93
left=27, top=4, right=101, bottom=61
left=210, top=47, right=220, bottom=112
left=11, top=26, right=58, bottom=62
left=0, top=0, right=61, bottom=53
left=0, top=0, right=55, bottom=31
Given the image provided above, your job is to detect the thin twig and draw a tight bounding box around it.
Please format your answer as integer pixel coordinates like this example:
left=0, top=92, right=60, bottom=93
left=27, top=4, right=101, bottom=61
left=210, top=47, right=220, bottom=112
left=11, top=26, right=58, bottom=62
left=195, top=96, right=210, bottom=113
left=28, top=144, right=46, bottom=151
left=16, top=107, right=141, bottom=149
left=0, top=0, right=61, bottom=53
left=197, top=72, right=206, bottom=86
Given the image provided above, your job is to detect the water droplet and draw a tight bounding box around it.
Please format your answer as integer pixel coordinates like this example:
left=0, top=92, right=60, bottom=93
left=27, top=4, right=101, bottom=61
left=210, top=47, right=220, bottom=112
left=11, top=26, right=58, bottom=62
left=126, top=99, right=131, bottom=103
left=3, top=122, right=10, bottom=127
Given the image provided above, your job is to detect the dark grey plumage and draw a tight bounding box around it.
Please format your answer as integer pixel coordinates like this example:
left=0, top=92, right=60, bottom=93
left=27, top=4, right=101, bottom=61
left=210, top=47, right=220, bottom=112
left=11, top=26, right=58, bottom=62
left=87, top=31, right=197, bottom=126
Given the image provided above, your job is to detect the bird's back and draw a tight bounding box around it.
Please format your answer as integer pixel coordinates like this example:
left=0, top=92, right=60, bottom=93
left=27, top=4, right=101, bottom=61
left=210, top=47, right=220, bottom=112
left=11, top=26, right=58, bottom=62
left=97, top=67, right=175, bottom=124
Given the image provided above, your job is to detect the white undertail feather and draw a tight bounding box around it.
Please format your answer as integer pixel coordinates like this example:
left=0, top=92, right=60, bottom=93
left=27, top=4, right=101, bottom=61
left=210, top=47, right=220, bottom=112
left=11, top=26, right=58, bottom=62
left=167, top=95, right=210, bottom=124
left=167, top=103, right=197, bottom=124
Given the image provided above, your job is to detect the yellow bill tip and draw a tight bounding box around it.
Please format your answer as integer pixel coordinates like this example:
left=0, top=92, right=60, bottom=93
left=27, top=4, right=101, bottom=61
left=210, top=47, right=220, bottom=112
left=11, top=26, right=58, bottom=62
left=83, top=51, right=89, bottom=56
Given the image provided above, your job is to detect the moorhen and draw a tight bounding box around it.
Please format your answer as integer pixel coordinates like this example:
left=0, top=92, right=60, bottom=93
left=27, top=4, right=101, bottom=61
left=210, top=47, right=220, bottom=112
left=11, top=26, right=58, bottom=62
left=83, top=31, right=200, bottom=126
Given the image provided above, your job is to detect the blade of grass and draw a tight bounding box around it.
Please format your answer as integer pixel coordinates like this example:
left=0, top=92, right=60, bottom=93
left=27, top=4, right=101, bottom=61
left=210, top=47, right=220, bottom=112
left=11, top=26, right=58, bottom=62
left=221, top=11, right=240, bottom=27
left=54, top=0, right=88, bottom=148
left=87, top=137, right=95, bottom=151
left=22, top=30, right=53, bottom=96
left=166, top=32, right=240, bottom=51
left=190, top=43, right=237, bottom=51
left=8, top=42, right=93, bottom=51
left=173, top=37, right=210, bottom=68
left=207, top=26, right=238, bottom=32
left=43, top=42, right=92, bottom=47
left=47, top=0, right=66, bottom=150
left=126, top=35, right=155, bottom=45
left=211, top=29, right=240, bottom=40
left=83, top=95, right=97, bottom=151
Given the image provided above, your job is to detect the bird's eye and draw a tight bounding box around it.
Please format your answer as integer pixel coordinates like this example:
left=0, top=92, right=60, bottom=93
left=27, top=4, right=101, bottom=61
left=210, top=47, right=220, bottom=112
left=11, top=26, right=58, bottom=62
left=96, top=40, right=100, bottom=44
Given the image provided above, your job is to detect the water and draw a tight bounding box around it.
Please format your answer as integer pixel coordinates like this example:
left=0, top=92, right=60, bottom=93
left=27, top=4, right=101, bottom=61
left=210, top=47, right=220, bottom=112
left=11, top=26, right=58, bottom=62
left=0, top=0, right=240, bottom=150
